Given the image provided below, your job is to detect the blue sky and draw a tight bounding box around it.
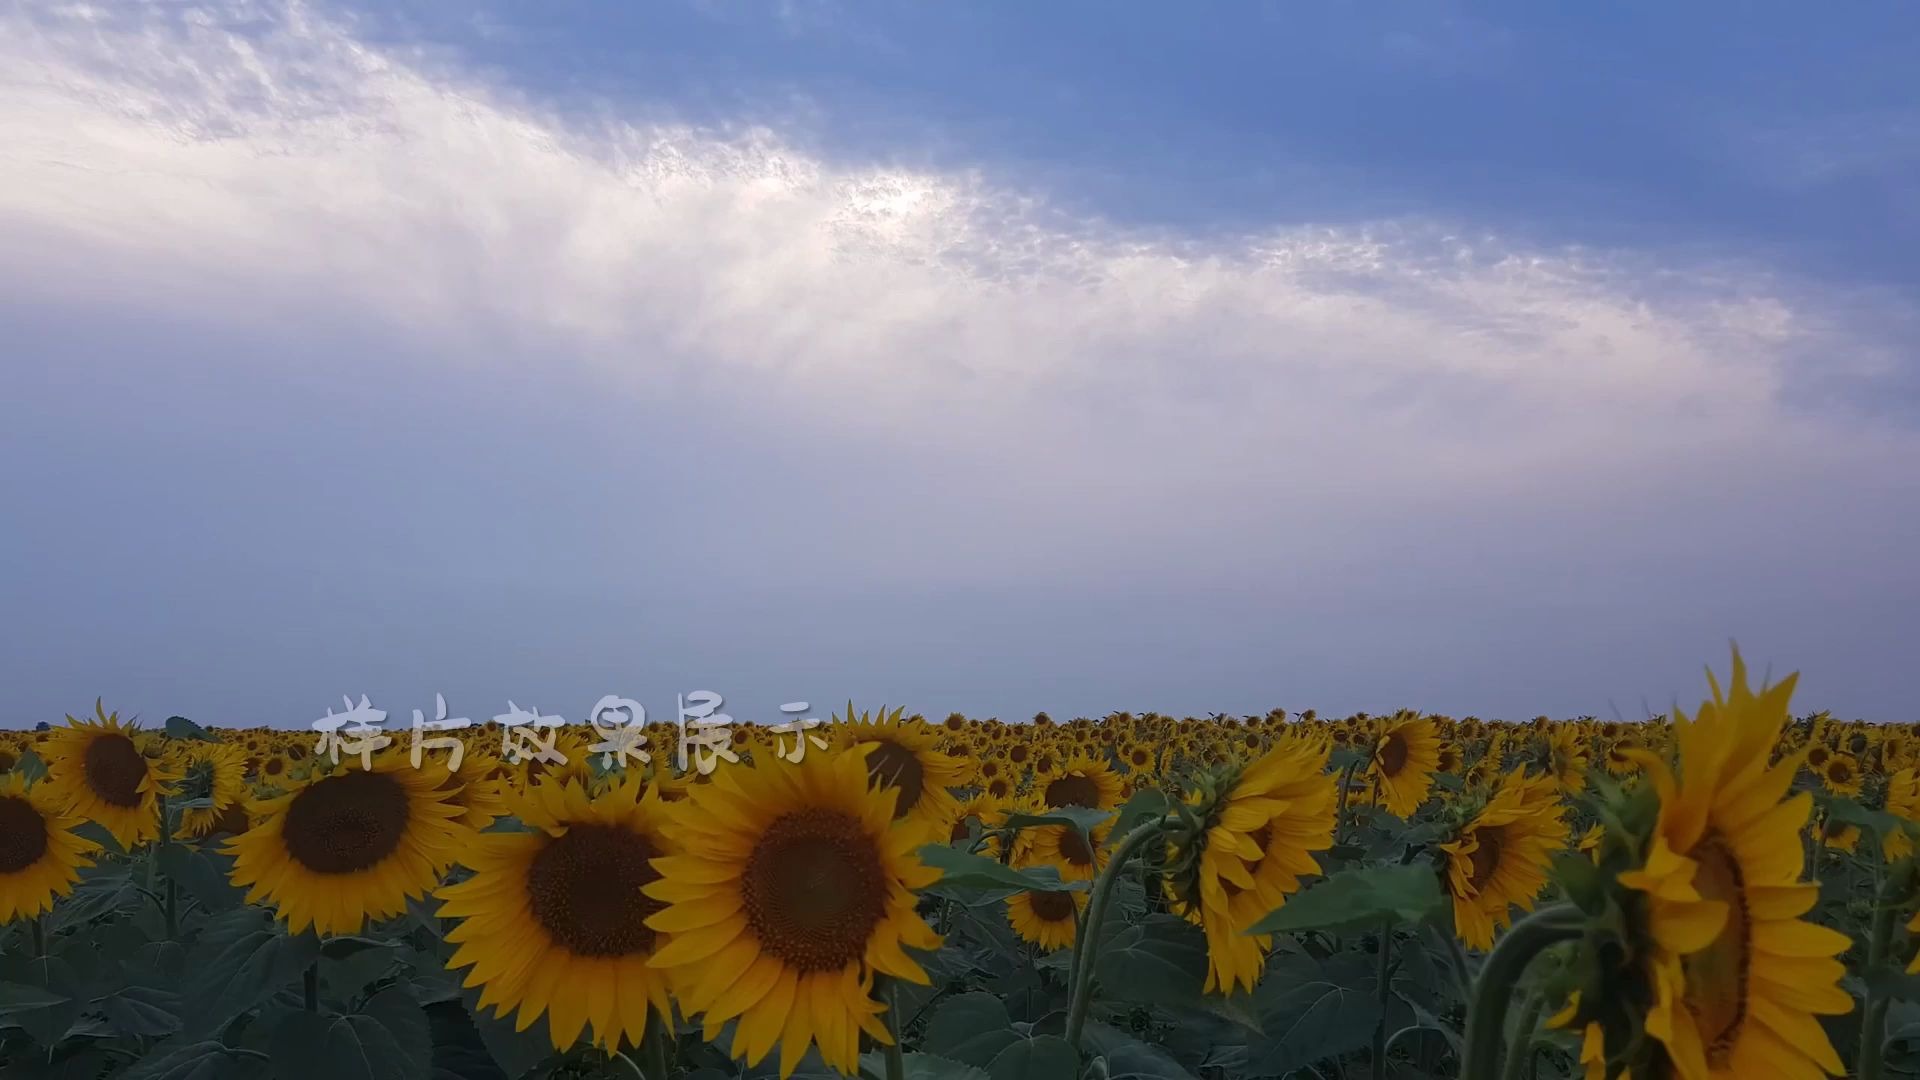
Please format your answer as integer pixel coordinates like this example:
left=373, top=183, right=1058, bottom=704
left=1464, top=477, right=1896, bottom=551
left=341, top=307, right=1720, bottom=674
left=2, top=1, right=1917, bottom=729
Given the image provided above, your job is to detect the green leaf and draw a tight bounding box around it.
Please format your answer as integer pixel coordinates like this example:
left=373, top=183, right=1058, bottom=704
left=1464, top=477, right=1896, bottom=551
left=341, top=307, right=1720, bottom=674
left=1246, top=952, right=1384, bottom=1075
left=0, top=981, right=70, bottom=1016
left=0, top=953, right=84, bottom=1048
left=1329, top=748, right=1370, bottom=771
left=1552, top=852, right=1604, bottom=914
left=986, top=1035, right=1078, bottom=1080
left=184, top=907, right=322, bottom=1034
left=165, top=716, right=220, bottom=742
left=118, top=1040, right=257, bottom=1080
left=922, top=992, right=1021, bottom=1067
left=1245, top=864, right=1445, bottom=935
left=1111, top=787, right=1171, bottom=840
left=854, top=1052, right=992, bottom=1080
left=1823, top=795, right=1906, bottom=843
left=7, top=749, right=49, bottom=784
left=157, top=844, right=245, bottom=913
left=917, top=844, right=1089, bottom=903
left=461, top=985, right=559, bottom=1079
left=267, top=988, right=431, bottom=1080
left=1091, top=914, right=1209, bottom=1008
left=1080, top=1021, right=1199, bottom=1080
left=1004, top=806, right=1114, bottom=838
left=93, top=984, right=185, bottom=1037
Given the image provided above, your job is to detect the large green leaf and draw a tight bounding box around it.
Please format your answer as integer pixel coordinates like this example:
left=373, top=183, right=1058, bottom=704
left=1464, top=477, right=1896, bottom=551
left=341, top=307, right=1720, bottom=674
left=157, top=844, right=245, bottom=913
left=266, top=988, right=431, bottom=1080
left=986, top=1035, right=1079, bottom=1080
left=165, top=716, right=220, bottom=742
left=1003, top=806, right=1115, bottom=837
left=118, top=1040, right=258, bottom=1080
left=1245, top=864, right=1445, bottom=935
left=0, top=953, right=84, bottom=1048
left=93, top=984, right=185, bottom=1037
left=1091, top=914, right=1209, bottom=1008
left=921, top=992, right=1021, bottom=1067
left=461, top=985, right=560, bottom=1079
left=855, top=1052, right=992, bottom=1080
left=7, top=749, right=49, bottom=784
left=1245, top=952, right=1383, bottom=1075
left=1111, top=787, right=1172, bottom=839
left=1081, top=1021, right=1199, bottom=1080
left=0, top=981, right=70, bottom=1017
left=184, top=907, right=322, bottom=1034
left=917, top=845, right=1088, bottom=903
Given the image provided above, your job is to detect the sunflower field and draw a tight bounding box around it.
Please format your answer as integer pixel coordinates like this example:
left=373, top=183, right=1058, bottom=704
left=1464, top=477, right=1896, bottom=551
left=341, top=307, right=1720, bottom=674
left=3, top=653, right=1919, bottom=1080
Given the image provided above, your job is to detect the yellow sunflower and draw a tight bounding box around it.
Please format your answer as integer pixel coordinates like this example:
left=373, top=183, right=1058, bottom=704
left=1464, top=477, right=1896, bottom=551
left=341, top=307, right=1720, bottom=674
left=170, top=742, right=251, bottom=839
left=1885, top=767, right=1920, bottom=861
left=439, top=777, right=675, bottom=1051
left=1165, top=736, right=1337, bottom=994
left=0, top=774, right=99, bottom=923
left=434, top=745, right=511, bottom=833
left=1817, top=753, right=1862, bottom=797
left=836, top=704, right=967, bottom=829
left=41, top=704, right=177, bottom=850
left=1616, top=650, right=1851, bottom=1079
left=225, top=756, right=466, bottom=935
left=1007, top=887, right=1085, bottom=952
left=1369, top=714, right=1441, bottom=818
left=642, top=750, right=943, bottom=1080
left=1548, top=725, right=1592, bottom=794
left=1036, top=750, right=1122, bottom=812
left=1439, top=766, right=1565, bottom=950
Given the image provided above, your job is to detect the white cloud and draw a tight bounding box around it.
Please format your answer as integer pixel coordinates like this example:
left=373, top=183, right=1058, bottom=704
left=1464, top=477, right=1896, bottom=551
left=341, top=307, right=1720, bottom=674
left=1, top=0, right=1914, bottom=592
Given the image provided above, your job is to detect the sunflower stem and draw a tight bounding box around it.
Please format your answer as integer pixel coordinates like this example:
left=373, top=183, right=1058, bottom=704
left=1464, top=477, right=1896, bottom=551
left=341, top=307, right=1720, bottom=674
left=156, top=793, right=178, bottom=939
left=883, top=981, right=907, bottom=1080
left=30, top=916, right=45, bottom=958
left=1372, top=921, right=1393, bottom=1074
left=642, top=1007, right=674, bottom=1080
left=1459, top=903, right=1583, bottom=1080
left=1333, top=760, right=1360, bottom=843
left=1859, top=858, right=1916, bottom=1080
left=303, top=962, right=319, bottom=1012
left=1500, top=992, right=1547, bottom=1080
left=1065, top=815, right=1173, bottom=1056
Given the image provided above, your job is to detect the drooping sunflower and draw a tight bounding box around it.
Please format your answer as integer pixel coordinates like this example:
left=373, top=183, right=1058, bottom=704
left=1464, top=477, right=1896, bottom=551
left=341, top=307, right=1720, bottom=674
left=225, top=756, right=466, bottom=935
left=169, top=742, right=251, bottom=839
left=1614, top=650, right=1851, bottom=1079
left=0, top=774, right=99, bottom=923
left=41, top=704, right=177, bottom=850
left=1439, top=766, right=1566, bottom=950
left=1165, top=736, right=1338, bottom=994
left=439, top=776, right=675, bottom=1051
left=833, top=704, right=966, bottom=830
left=1369, top=714, right=1441, bottom=818
left=643, top=749, right=943, bottom=1080
left=1007, top=887, right=1085, bottom=951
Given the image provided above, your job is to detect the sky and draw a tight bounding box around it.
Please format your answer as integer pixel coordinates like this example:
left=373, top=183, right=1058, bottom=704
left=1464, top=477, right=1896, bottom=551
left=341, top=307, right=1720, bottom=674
left=2, top=1, right=1917, bottom=729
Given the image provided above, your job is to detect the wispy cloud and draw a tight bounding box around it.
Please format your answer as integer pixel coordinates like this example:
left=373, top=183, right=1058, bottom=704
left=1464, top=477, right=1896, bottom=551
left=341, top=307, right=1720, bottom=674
left=2, top=1, right=1916, bottom=718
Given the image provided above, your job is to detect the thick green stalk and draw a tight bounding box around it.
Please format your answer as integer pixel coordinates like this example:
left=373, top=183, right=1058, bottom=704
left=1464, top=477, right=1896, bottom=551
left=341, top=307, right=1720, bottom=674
left=1372, top=922, right=1393, bottom=1074
left=883, top=981, right=907, bottom=1080
left=1859, top=859, right=1915, bottom=1080
left=30, top=916, right=45, bottom=958
left=1459, top=903, right=1584, bottom=1080
left=157, top=793, right=178, bottom=939
left=642, top=1008, right=673, bottom=1080
left=1065, top=816, right=1174, bottom=1053
left=303, top=962, right=319, bottom=1012
left=1501, top=992, right=1547, bottom=1080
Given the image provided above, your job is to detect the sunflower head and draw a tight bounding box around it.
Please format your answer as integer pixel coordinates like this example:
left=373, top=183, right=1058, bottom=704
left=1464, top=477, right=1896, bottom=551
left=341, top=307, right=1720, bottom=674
left=0, top=773, right=99, bottom=923
left=41, top=703, right=178, bottom=850
left=834, top=704, right=966, bottom=829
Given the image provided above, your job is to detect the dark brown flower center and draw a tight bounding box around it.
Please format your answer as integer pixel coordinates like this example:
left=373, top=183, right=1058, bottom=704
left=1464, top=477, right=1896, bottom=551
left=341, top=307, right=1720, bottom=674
left=264, top=757, right=286, bottom=776
left=1027, top=889, right=1076, bottom=923
left=0, top=750, right=17, bottom=772
left=210, top=804, right=251, bottom=837
left=1058, top=828, right=1094, bottom=868
left=742, top=808, right=888, bottom=973
left=0, top=796, right=50, bottom=873
left=1683, top=833, right=1750, bottom=1068
left=1469, top=828, right=1505, bottom=891
left=1043, top=773, right=1101, bottom=810
left=527, top=823, right=663, bottom=957
left=864, top=740, right=925, bottom=820
left=280, top=770, right=411, bottom=874
left=82, top=733, right=147, bottom=809
left=1377, top=732, right=1409, bottom=776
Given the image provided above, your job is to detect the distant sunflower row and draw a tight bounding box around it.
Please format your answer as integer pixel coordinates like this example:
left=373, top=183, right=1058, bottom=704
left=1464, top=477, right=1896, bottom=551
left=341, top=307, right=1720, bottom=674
left=1, top=674, right=1913, bottom=1078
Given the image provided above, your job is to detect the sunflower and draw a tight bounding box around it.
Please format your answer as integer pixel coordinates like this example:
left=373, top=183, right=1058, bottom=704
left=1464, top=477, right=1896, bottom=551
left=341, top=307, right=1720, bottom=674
left=170, top=742, right=250, bottom=839
left=1817, top=753, right=1861, bottom=797
left=1614, top=651, right=1851, bottom=1078
left=0, top=774, right=99, bottom=923
left=1164, top=736, right=1337, bottom=994
left=225, top=756, right=466, bottom=935
left=439, top=777, right=675, bottom=1050
left=1885, top=767, right=1920, bottom=861
left=1007, top=887, right=1085, bottom=951
left=945, top=791, right=1010, bottom=848
left=1369, top=714, right=1441, bottom=818
left=1439, top=766, right=1565, bottom=950
left=1037, top=751, right=1122, bottom=812
left=642, top=750, right=942, bottom=1080
left=434, top=745, right=511, bottom=833
left=41, top=704, right=177, bottom=850
left=834, top=705, right=966, bottom=830
left=1548, top=725, right=1592, bottom=794
left=1024, top=815, right=1112, bottom=883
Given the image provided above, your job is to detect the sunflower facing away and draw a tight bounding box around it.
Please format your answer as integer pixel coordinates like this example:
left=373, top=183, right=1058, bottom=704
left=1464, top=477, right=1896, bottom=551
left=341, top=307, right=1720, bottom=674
left=1615, top=650, right=1852, bottom=1079
left=1369, top=714, right=1442, bottom=819
left=0, top=774, right=99, bottom=923
left=1165, top=736, right=1338, bottom=994
left=42, top=703, right=177, bottom=850
left=643, top=749, right=943, bottom=1080
left=1439, top=766, right=1565, bottom=950
left=170, top=741, right=251, bottom=839
left=225, top=755, right=466, bottom=935
left=439, top=776, right=676, bottom=1051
